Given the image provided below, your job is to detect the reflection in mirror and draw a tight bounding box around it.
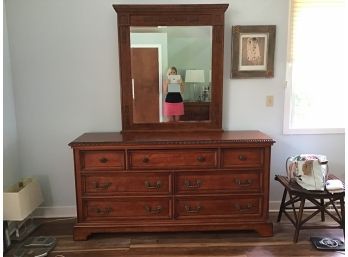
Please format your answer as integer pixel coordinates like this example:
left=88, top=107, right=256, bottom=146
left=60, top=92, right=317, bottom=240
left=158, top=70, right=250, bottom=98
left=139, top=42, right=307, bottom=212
left=130, top=26, right=212, bottom=123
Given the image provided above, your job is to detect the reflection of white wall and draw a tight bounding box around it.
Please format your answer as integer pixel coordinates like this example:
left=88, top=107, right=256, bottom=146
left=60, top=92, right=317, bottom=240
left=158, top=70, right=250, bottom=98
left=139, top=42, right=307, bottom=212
left=131, top=33, right=168, bottom=81
left=167, top=27, right=212, bottom=100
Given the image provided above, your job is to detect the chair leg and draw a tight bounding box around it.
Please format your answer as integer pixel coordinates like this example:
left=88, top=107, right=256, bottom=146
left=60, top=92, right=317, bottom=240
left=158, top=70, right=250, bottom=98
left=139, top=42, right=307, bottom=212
left=320, top=198, right=325, bottom=221
left=340, top=196, right=345, bottom=237
left=277, top=188, right=287, bottom=222
left=293, top=197, right=305, bottom=243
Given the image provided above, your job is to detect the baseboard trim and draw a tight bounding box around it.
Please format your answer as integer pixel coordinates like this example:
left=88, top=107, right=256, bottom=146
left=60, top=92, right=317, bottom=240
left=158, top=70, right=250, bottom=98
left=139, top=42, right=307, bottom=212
left=33, top=206, right=77, bottom=218
left=32, top=200, right=339, bottom=218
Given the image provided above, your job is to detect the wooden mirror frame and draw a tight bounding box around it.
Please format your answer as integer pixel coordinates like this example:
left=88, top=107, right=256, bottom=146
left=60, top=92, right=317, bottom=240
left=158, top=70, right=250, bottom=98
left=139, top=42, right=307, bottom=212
left=113, top=4, right=228, bottom=133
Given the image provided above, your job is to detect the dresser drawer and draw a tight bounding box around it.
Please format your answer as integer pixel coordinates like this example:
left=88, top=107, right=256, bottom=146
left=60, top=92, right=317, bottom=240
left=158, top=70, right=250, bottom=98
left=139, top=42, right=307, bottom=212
left=175, top=171, right=261, bottom=194
left=80, top=150, right=125, bottom=171
left=221, top=148, right=263, bottom=168
left=175, top=196, right=261, bottom=219
left=128, top=149, right=218, bottom=170
left=84, top=198, right=172, bottom=221
left=82, top=173, right=171, bottom=195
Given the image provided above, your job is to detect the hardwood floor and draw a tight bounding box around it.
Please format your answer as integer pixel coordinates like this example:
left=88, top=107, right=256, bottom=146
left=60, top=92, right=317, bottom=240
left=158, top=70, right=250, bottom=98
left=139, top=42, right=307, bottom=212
left=4, top=213, right=345, bottom=257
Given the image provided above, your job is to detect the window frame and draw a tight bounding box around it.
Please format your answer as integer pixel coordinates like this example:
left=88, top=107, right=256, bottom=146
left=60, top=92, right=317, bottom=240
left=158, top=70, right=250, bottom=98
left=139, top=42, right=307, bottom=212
left=283, top=0, right=345, bottom=135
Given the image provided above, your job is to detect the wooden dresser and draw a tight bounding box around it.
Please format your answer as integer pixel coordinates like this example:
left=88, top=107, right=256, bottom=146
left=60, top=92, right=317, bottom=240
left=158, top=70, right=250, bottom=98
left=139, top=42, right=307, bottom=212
left=69, top=131, right=275, bottom=240
left=181, top=102, right=210, bottom=121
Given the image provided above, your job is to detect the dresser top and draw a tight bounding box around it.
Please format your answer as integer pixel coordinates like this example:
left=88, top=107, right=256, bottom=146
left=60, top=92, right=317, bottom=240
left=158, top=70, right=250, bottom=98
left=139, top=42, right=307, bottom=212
left=69, top=131, right=275, bottom=147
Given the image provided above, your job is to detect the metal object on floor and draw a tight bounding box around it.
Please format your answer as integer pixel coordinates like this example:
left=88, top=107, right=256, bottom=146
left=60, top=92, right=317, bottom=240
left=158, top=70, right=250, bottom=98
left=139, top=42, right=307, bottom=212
left=310, top=236, right=345, bottom=251
left=13, top=236, right=56, bottom=257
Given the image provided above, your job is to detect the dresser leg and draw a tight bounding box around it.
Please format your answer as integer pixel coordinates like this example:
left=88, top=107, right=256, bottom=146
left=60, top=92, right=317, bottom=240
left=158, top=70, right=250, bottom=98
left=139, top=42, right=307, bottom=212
left=254, top=223, right=273, bottom=237
left=73, top=227, right=91, bottom=241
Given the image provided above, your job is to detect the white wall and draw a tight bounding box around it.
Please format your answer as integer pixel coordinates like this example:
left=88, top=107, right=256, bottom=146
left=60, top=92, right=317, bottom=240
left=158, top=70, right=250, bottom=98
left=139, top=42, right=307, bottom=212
left=3, top=2, right=20, bottom=189
left=5, top=0, right=345, bottom=215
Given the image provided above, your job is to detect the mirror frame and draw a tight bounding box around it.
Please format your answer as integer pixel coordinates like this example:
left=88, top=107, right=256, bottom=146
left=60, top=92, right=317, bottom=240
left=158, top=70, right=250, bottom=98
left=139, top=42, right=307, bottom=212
left=113, top=4, right=228, bottom=133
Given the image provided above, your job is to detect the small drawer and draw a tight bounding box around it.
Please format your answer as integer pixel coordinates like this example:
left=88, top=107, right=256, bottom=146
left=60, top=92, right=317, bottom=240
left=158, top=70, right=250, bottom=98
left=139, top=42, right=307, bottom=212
left=175, top=171, right=261, bottom=194
left=83, top=173, right=171, bottom=195
left=175, top=196, right=261, bottom=219
left=128, top=149, right=218, bottom=170
left=84, top=198, right=172, bottom=221
left=80, top=150, right=125, bottom=171
left=221, top=148, right=263, bottom=168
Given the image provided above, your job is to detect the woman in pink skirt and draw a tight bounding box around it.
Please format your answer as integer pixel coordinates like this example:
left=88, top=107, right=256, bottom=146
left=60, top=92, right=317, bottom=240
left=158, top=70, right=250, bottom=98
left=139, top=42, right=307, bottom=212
left=163, top=67, right=185, bottom=122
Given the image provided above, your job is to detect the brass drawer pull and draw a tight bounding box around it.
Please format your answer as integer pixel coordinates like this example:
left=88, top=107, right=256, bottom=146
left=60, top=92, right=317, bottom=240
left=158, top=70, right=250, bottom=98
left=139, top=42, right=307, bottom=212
left=238, top=155, right=247, bottom=161
left=234, top=179, right=252, bottom=186
left=196, top=156, right=206, bottom=162
left=184, top=179, right=201, bottom=189
left=143, top=157, right=150, bottom=163
left=235, top=203, right=253, bottom=212
left=144, top=180, right=161, bottom=189
left=144, top=205, right=162, bottom=214
left=95, top=207, right=113, bottom=215
left=99, top=157, right=108, bottom=163
left=185, top=205, right=202, bottom=213
left=94, top=182, right=112, bottom=190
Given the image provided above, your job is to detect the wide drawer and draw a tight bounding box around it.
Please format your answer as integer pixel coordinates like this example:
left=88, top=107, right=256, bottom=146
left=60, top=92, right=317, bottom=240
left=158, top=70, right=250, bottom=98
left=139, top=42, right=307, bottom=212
left=175, top=196, right=262, bottom=219
left=83, top=197, right=172, bottom=221
left=175, top=171, right=261, bottom=194
left=221, top=148, right=263, bottom=168
left=82, top=173, right=171, bottom=195
left=80, top=150, right=125, bottom=171
left=128, top=149, right=218, bottom=170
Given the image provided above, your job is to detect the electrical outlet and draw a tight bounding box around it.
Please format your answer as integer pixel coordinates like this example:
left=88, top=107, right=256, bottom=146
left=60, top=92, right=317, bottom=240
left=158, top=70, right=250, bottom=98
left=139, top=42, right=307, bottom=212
left=266, top=95, right=274, bottom=107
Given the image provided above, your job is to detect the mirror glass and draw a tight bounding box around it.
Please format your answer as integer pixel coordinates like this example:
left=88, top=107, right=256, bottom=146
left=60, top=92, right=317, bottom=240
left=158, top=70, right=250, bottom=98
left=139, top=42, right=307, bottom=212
left=130, top=26, right=212, bottom=123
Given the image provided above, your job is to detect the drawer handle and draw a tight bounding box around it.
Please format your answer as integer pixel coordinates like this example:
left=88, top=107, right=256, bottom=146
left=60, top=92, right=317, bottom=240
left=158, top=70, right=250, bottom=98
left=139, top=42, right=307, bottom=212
left=143, top=157, right=150, bottom=163
left=144, top=181, right=161, bottom=189
left=196, top=156, right=206, bottom=162
left=99, top=157, right=108, bottom=163
left=234, top=179, right=252, bottom=186
left=95, top=207, right=113, bottom=215
left=238, top=155, right=247, bottom=161
left=185, top=205, right=202, bottom=213
left=94, top=182, right=112, bottom=190
left=144, top=205, right=162, bottom=214
left=184, top=179, right=201, bottom=189
left=235, top=203, right=253, bottom=212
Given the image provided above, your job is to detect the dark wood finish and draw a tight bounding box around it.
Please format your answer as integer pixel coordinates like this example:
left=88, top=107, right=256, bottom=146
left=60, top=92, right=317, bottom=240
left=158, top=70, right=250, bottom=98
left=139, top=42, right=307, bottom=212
left=113, top=4, right=228, bottom=133
left=69, top=131, right=275, bottom=240
left=231, top=25, right=276, bottom=78
left=181, top=101, right=210, bottom=121
left=131, top=48, right=159, bottom=123
left=275, top=175, right=345, bottom=243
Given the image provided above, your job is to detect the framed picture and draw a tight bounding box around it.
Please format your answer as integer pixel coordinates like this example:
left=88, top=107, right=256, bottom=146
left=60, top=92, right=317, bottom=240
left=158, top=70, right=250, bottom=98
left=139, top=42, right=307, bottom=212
left=231, top=25, right=276, bottom=78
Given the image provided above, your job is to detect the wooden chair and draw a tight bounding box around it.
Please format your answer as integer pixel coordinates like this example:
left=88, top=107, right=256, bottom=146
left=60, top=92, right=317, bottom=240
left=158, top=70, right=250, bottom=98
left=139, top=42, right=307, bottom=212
left=275, top=175, right=345, bottom=243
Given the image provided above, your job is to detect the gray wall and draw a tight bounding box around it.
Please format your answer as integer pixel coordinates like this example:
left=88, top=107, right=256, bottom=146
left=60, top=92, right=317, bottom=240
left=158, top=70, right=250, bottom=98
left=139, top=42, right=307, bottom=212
left=3, top=2, right=20, bottom=189
left=4, top=0, right=345, bottom=215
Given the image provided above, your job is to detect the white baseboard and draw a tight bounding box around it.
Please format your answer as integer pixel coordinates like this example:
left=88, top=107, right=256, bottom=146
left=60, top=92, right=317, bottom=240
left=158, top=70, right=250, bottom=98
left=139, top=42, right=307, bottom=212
left=31, top=200, right=339, bottom=218
left=32, top=202, right=282, bottom=218
left=33, top=206, right=77, bottom=218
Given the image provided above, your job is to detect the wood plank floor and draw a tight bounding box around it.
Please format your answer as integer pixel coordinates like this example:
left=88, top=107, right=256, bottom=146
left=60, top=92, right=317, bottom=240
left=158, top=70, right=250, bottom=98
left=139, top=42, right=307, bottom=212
left=4, top=213, right=345, bottom=257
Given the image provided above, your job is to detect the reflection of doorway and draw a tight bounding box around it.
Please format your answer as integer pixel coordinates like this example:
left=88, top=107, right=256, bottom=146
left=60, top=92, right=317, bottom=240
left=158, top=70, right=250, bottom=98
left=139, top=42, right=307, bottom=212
left=131, top=45, right=162, bottom=123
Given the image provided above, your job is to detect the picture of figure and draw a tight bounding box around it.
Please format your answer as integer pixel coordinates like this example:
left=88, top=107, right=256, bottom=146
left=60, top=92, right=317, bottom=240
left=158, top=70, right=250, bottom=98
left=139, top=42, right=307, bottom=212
left=240, top=36, right=266, bottom=66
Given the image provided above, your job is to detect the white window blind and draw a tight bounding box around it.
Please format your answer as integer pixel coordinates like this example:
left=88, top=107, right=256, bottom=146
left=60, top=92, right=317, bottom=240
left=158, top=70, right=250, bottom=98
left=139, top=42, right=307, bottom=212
left=284, top=0, right=345, bottom=134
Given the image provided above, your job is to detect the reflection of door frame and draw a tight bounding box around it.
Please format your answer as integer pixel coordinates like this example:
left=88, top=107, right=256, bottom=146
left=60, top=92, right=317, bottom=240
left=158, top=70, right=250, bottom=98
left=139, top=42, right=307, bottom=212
left=131, top=44, right=163, bottom=122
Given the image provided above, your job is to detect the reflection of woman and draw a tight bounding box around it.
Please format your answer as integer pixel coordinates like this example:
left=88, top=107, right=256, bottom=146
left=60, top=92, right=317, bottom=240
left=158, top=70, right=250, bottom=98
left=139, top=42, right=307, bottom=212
left=247, top=37, right=262, bottom=65
left=163, top=66, right=185, bottom=122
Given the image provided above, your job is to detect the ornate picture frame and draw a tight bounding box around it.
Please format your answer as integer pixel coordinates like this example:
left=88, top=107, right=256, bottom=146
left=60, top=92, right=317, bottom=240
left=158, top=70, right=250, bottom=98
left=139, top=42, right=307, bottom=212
left=231, top=25, right=276, bottom=78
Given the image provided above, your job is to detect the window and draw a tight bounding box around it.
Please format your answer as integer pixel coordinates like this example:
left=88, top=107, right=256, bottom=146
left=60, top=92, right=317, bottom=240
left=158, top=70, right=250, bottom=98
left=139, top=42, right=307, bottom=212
left=284, top=0, right=345, bottom=134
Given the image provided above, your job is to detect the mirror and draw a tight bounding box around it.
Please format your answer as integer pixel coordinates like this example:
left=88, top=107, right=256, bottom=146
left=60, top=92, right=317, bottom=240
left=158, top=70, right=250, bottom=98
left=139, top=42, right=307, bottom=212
left=130, top=26, right=212, bottom=123
left=114, top=4, right=228, bottom=133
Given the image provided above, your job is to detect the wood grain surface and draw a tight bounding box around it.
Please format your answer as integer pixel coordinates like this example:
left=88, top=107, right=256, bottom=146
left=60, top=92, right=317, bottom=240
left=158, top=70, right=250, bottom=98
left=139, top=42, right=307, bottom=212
left=4, top=213, right=344, bottom=257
